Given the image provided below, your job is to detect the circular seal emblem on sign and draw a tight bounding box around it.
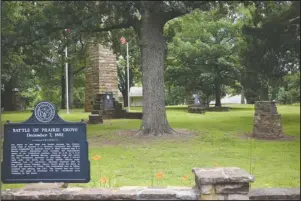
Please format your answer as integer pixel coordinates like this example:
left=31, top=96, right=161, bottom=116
left=34, top=102, right=56, bottom=123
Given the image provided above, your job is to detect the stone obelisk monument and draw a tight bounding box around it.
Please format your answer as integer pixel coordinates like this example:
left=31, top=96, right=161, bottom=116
left=84, top=43, right=119, bottom=112
left=84, top=43, right=142, bottom=123
left=252, top=100, right=284, bottom=139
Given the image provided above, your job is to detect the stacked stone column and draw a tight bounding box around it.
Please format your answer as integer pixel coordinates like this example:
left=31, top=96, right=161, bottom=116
left=193, top=167, right=254, bottom=200
left=84, top=43, right=118, bottom=112
left=252, top=101, right=284, bottom=138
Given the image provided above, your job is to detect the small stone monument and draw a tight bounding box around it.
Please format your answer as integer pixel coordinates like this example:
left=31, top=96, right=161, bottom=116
left=193, top=94, right=200, bottom=105
left=188, top=94, right=206, bottom=114
left=88, top=92, right=126, bottom=124
left=252, top=100, right=284, bottom=139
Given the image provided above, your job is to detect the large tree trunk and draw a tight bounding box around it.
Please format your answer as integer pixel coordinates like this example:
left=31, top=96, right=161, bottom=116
left=241, top=86, right=245, bottom=104
left=214, top=77, right=222, bottom=107
left=118, top=64, right=133, bottom=107
left=137, top=8, right=174, bottom=136
left=206, top=95, right=210, bottom=107
left=184, top=88, right=192, bottom=105
left=3, top=79, right=14, bottom=111
left=259, top=85, right=269, bottom=101
left=270, top=86, right=278, bottom=101
left=1, top=89, right=4, bottom=108
left=121, top=90, right=128, bottom=107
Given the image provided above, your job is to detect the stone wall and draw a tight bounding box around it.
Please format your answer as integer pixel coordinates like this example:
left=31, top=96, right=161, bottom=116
left=1, top=167, right=299, bottom=200
left=1, top=186, right=200, bottom=200
left=2, top=187, right=300, bottom=200
left=252, top=101, right=284, bottom=138
left=84, top=44, right=118, bottom=112
left=249, top=188, right=300, bottom=200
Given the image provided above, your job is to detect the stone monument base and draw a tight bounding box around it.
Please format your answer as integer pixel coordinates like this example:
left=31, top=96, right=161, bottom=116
left=187, top=105, right=206, bottom=114
left=88, top=93, right=142, bottom=124
left=88, top=114, right=103, bottom=124
left=252, top=101, right=284, bottom=139
left=187, top=105, right=231, bottom=114
left=206, top=106, right=231, bottom=112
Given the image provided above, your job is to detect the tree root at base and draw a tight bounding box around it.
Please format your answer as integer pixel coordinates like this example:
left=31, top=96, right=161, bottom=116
left=136, top=127, right=179, bottom=136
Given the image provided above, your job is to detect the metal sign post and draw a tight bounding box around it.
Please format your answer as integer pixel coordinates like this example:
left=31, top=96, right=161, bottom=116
left=126, top=42, right=130, bottom=111
left=65, top=46, right=69, bottom=114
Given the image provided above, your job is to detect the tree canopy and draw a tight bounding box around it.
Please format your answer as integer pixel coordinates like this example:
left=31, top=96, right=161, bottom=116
left=1, top=1, right=300, bottom=135
left=165, top=4, right=251, bottom=106
left=241, top=1, right=300, bottom=101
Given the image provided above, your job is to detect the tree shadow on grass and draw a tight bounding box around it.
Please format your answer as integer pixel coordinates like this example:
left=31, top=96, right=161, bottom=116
left=166, top=105, right=255, bottom=113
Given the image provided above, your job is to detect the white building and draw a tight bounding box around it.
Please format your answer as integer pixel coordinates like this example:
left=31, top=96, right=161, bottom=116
left=117, top=87, right=143, bottom=107
left=210, top=94, right=246, bottom=105
left=118, top=87, right=246, bottom=107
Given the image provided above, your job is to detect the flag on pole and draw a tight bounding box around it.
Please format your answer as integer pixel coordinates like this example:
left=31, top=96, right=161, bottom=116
left=64, top=28, right=70, bottom=40
left=120, top=36, right=127, bottom=44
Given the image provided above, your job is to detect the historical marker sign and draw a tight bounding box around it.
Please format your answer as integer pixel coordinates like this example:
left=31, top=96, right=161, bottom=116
left=103, top=93, right=114, bottom=109
left=1, top=101, right=90, bottom=183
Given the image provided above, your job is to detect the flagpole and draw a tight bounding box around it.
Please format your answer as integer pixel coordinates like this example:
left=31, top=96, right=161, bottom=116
left=65, top=46, right=69, bottom=114
left=0, top=1, right=3, bottom=197
left=127, top=42, right=130, bottom=111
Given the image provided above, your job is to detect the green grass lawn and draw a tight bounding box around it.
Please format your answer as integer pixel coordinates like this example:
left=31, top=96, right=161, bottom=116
left=1, top=104, right=300, bottom=189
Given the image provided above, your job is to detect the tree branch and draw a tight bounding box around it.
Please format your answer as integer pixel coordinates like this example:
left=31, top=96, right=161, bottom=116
left=162, top=10, right=188, bottom=23
left=289, top=16, right=300, bottom=23
left=88, top=21, right=133, bottom=33
left=224, top=37, right=234, bottom=44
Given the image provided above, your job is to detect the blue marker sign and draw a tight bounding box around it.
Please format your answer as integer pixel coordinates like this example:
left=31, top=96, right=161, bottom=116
left=1, top=101, right=90, bottom=183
